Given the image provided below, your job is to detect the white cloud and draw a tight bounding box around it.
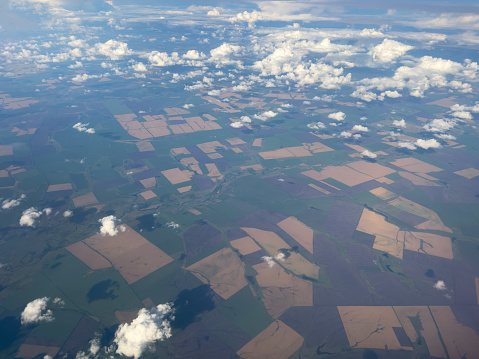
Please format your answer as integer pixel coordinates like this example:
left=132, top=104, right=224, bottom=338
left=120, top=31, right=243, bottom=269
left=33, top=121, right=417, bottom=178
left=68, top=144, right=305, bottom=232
left=370, top=39, right=413, bottom=63
left=423, top=119, right=456, bottom=133
left=166, top=221, right=179, bottom=229
left=132, top=62, right=147, bottom=72
left=361, top=150, right=377, bottom=159
left=72, top=74, right=101, bottom=83
left=21, top=297, right=54, bottom=325
left=114, top=303, right=174, bottom=359
left=240, top=116, right=252, bottom=123
left=19, top=207, right=43, bottom=227
left=209, top=43, right=243, bottom=68
left=352, top=125, right=369, bottom=132
left=183, top=50, right=206, bottom=60
left=73, top=122, right=95, bottom=134
left=207, top=8, right=220, bottom=16
left=254, top=110, right=277, bottom=121
left=340, top=131, right=352, bottom=138
left=63, top=210, right=73, bottom=218
left=99, top=215, right=119, bottom=236
left=261, top=255, right=275, bottom=267
left=90, top=40, right=132, bottom=61
left=328, top=111, right=346, bottom=121
left=435, top=133, right=456, bottom=140
left=416, top=138, right=441, bottom=149
left=229, top=10, right=262, bottom=27
left=147, top=51, right=183, bottom=67
left=383, top=90, right=402, bottom=98
left=433, top=280, right=447, bottom=291
left=2, top=194, right=26, bottom=210
left=392, top=119, right=406, bottom=128
left=307, top=122, right=326, bottom=130
left=43, top=208, right=52, bottom=215
left=183, top=104, right=194, bottom=109
left=398, top=141, right=418, bottom=150
left=230, top=121, right=244, bottom=128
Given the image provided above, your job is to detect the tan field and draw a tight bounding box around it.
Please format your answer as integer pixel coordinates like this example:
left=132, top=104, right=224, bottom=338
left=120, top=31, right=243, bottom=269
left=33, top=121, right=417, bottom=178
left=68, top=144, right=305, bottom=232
left=240, top=164, right=264, bottom=171
left=3, top=98, right=39, bottom=110
left=135, top=141, right=155, bottom=152
left=177, top=186, right=192, bottom=193
left=205, top=163, right=222, bottom=178
left=414, top=220, right=453, bottom=233
left=338, top=306, right=412, bottom=351
left=140, top=190, right=157, bottom=200
left=430, top=306, right=479, bottom=359
left=241, top=227, right=319, bottom=279
left=16, top=344, right=60, bottom=359
left=226, top=137, right=246, bottom=145
left=164, top=107, right=190, bottom=116
left=207, top=152, right=223, bottom=159
left=357, top=209, right=404, bottom=259
left=231, top=147, right=243, bottom=153
left=171, top=147, right=190, bottom=155
left=0, top=170, right=8, bottom=177
left=197, top=140, right=228, bottom=154
left=84, top=225, right=174, bottom=284
left=47, top=183, right=73, bottom=192
left=115, top=113, right=137, bottom=123
left=454, top=168, right=479, bottom=179
left=66, top=241, right=111, bottom=270
left=252, top=138, right=262, bottom=147
left=161, top=168, right=191, bottom=185
left=308, top=183, right=331, bottom=194
left=72, top=192, right=99, bottom=208
left=259, top=148, right=296, bottom=160
left=302, top=166, right=375, bottom=187
left=186, top=248, right=247, bottom=300
left=393, top=306, right=446, bottom=358
left=180, top=157, right=199, bottom=166
left=344, top=143, right=368, bottom=152
left=390, top=157, right=443, bottom=173
left=203, top=114, right=218, bottom=121
left=305, top=141, right=334, bottom=153
left=0, top=145, right=13, bottom=156
left=277, top=216, right=314, bottom=254
left=404, top=232, right=453, bottom=259
left=416, top=172, right=439, bottom=181
left=398, top=171, right=439, bottom=186
left=147, top=127, right=171, bottom=137
left=426, top=96, right=457, bottom=107
left=253, top=261, right=313, bottom=318
left=188, top=209, right=202, bottom=216
left=115, top=310, right=140, bottom=324
left=230, top=236, right=262, bottom=255
left=237, top=320, right=304, bottom=359
left=139, top=177, right=156, bottom=188
left=370, top=187, right=396, bottom=200
left=346, top=160, right=396, bottom=178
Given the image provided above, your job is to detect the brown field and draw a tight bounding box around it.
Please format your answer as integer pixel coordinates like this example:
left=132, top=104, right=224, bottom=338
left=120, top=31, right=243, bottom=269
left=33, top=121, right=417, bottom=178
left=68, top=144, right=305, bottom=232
left=139, top=177, right=156, bottom=188
left=393, top=306, right=446, bottom=358
left=0, top=170, right=8, bottom=177
left=404, top=232, right=453, bottom=259
left=136, top=141, right=155, bottom=152
left=398, top=171, right=439, bottom=186
left=370, top=187, right=396, bottom=200
left=72, top=192, right=99, bottom=208
left=115, top=113, right=137, bottom=123
left=240, top=164, right=263, bottom=171
left=47, top=183, right=73, bottom=192
left=203, top=114, right=218, bottom=121
left=140, top=190, right=157, bottom=200
left=302, top=166, right=374, bottom=187
left=390, top=157, right=443, bottom=173
left=161, top=168, right=191, bottom=185
left=226, top=137, right=246, bottom=145
left=171, top=147, right=190, bottom=156
left=338, top=306, right=412, bottom=351
left=198, top=141, right=228, bottom=153
left=16, top=344, right=60, bottom=359
left=66, top=241, right=111, bottom=270
left=115, top=310, right=140, bottom=324
left=3, top=98, right=39, bottom=110
left=83, top=225, right=174, bottom=284
left=476, top=278, right=479, bottom=305
left=454, top=168, right=479, bottom=179
left=430, top=306, right=479, bottom=359
left=308, top=183, right=331, bottom=194
left=253, top=261, right=313, bottom=318
left=188, top=209, right=202, bottom=216
left=259, top=148, right=296, bottom=160
left=205, top=163, right=222, bottom=178
left=147, top=127, right=171, bottom=137
left=426, top=96, right=457, bottom=107
left=344, top=143, right=367, bottom=152
left=207, top=152, right=223, bottom=159
left=252, top=138, right=262, bottom=147
left=357, top=209, right=403, bottom=259
left=126, top=166, right=148, bottom=175
left=179, top=157, right=198, bottom=166
left=186, top=248, right=247, bottom=300
left=0, top=145, right=13, bottom=156
left=164, top=107, right=190, bottom=116
left=237, top=320, right=304, bottom=359
left=346, top=160, right=396, bottom=178
left=231, top=147, right=243, bottom=153
left=241, top=227, right=319, bottom=279
left=416, top=172, right=439, bottom=181
left=277, top=217, right=314, bottom=254
left=177, top=186, right=192, bottom=193
left=230, top=236, right=261, bottom=255
left=305, top=141, right=334, bottom=153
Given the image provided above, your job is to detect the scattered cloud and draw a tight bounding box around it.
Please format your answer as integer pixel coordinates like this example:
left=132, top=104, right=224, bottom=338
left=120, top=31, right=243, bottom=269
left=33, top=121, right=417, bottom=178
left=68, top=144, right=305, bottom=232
left=21, top=297, right=54, bottom=325
left=433, top=280, right=447, bottom=291
left=307, top=121, right=326, bottom=130
left=63, top=210, right=73, bottom=217
left=2, top=194, right=26, bottom=210
left=398, top=138, right=442, bottom=150
left=99, top=215, right=119, bottom=236
left=19, top=207, right=43, bottom=227
left=114, top=303, right=174, bottom=359
left=370, top=39, right=413, bottom=63
left=254, top=110, right=277, bottom=121
left=261, top=255, right=275, bottom=267
left=361, top=150, right=377, bottom=159
left=73, top=122, right=95, bottom=134
left=230, top=121, right=244, bottom=128
left=340, top=131, right=352, bottom=138
left=352, top=124, right=369, bottom=132
left=423, top=119, right=456, bottom=133
left=392, top=119, right=406, bottom=128
left=328, top=111, right=346, bottom=121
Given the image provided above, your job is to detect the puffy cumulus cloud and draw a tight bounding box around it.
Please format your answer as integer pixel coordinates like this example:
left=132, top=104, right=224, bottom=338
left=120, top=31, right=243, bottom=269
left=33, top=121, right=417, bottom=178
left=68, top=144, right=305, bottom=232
left=435, top=133, right=456, bottom=140
left=21, top=297, right=54, bottom=325
left=352, top=124, right=369, bottom=132
left=433, top=280, right=447, bottom=291
left=340, top=131, right=352, bottom=138
left=398, top=141, right=418, bottom=150
left=99, top=215, right=119, bottom=236
left=307, top=122, right=326, bottom=130
left=361, top=150, right=377, bottom=159
left=412, top=14, right=479, bottom=30
left=2, top=194, right=26, bottom=210
left=392, top=119, right=406, bottom=128
left=131, top=62, right=147, bottom=72
left=230, top=121, right=244, bottom=128
left=423, top=119, right=456, bottom=133
left=229, top=10, right=262, bottom=27
left=209, top=43, right=243, bottom=68
left=73, top=122, right=95, bottom=134
left=114, top=303, right=174, bottom=359
left=370, top=39, right=413, bottom=63
left=383, top=90, right=402, bottom=98
left=399, top=139, right=442, bottom=150
left=261, top=255, right=275, bottom=267
left=63, top=210, right=73, bottom=217
left=450, top=110, right=472, bottom=120
left=182, top=50, right=206, bottom=60
left=240, top=116, right=252, bottom=123
left=254, top=110, right=277, bottom=121
left=89, top=40, right=132, bottom=61
left=72, top=74, right=101, bottom=83
left=207, top=8, right=220, bottom=16
left=328, top=111, right=346, bottom=121
left=183, top=104, right=194, bottom=109
left=147, top=51, right=183, bottom=67
left=351, top=87, right=378, bottom=102
left=19, top=207, right=43, bottom=227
